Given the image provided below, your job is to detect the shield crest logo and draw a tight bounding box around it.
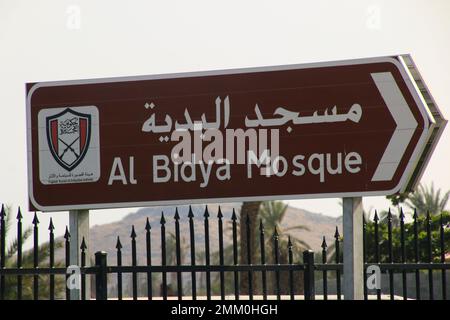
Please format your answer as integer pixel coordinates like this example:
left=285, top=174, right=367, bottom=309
left=46, top=108, right=91, bottom=171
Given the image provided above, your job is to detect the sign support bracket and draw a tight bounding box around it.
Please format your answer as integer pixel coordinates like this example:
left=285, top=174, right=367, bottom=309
left=343, top=197, right=364, bottom=300
left=69, top=209, right=90, bottom=300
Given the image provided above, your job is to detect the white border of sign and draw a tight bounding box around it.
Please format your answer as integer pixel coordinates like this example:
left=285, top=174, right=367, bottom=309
left=26, top=55, right=435, bottom=212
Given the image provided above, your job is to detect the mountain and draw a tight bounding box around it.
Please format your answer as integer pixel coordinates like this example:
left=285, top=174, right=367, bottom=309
left=83, top=203, right=341, bottom=266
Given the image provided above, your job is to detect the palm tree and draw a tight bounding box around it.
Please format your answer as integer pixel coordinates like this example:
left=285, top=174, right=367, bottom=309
left=259, top=201, right=310, bottom=252
left=238, top=201, right=261, bottom=294
left=259, top=201, right=310, bottom=295
left=164, top=231, right=188, bottom=296
left=221, top=202, right=310, bottom=296
left=404, top=183, right=449, bottom=215
left=1, top=205, right=64, bottom=299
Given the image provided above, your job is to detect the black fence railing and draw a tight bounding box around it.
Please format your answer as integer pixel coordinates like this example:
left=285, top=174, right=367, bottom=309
left=96, top=206, right=319, bottom=300
left=0, top=204, right=448, bottom=300
left=363, top=209, right=449, bottom=300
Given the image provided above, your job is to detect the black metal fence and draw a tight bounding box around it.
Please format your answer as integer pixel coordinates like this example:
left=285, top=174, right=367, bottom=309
left=0, top=204, right=448, bottom=300
left=363, top=209, right=449, bottom=300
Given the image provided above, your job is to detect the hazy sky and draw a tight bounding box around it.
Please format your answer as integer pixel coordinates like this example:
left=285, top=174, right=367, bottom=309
left=1, top=0, right=449, bottom=242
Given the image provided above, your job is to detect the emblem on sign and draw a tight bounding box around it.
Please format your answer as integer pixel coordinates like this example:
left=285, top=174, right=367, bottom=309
left=37, top=105, right=100, bottom=185
left=46, top=108, right=91, bottom=171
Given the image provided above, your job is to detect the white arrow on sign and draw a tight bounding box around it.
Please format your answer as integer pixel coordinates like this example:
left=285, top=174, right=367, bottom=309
left=370, top=72, right=418, bottom=182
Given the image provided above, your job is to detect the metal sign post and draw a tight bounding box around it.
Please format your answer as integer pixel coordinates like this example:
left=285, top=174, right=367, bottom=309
left=69, top=209, right=90, bottom=300
left=343, top=197, right=364, bottom=300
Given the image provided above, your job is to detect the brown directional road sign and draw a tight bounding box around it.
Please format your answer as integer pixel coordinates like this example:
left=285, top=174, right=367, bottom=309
left=26, top=55, right=446, bottom=211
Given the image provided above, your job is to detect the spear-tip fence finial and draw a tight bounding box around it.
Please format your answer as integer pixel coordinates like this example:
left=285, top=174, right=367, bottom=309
left=145, top=217, right=151, bottom=231
left=188, top=206, right=194, bottom=219
left=231, top=208, right=237, bottom=221
left=174, top=207, right=180, bottom=220
left=64, top=226, right=70, bottom=240
left=17, top=207, right=23, bottom=220
left=374, top=210, right=379, bottom=223
left=48, top=217, right=54, bottom=231
left=334, top=226, right=340, bottom=239
left=131, top=225, right=137, bottom=239
left=32, top=212, right=39, bottom=225
left=321, top=236, right=327, bottom=249
left=80, top=237, right=87, bottom=250
left=116, top=236, right=122, bottom=250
